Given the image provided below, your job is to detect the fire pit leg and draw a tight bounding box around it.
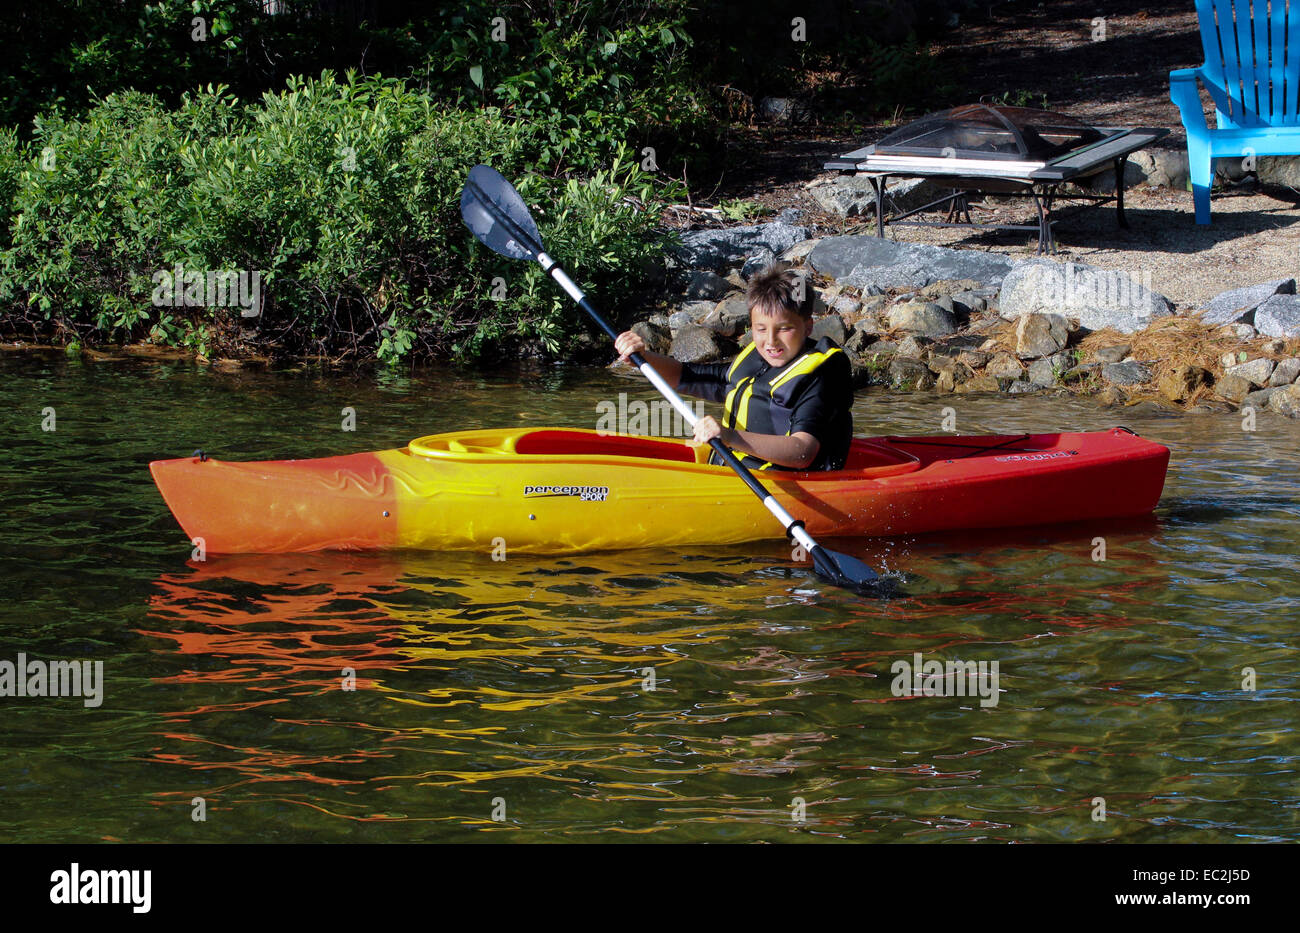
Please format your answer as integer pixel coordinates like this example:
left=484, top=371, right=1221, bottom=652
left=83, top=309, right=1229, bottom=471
left=1114, top=156, right=1129, bottom=229
left=944, top=191, right=972, bottom=224
left=1034, top=185, right=1055, bottom=255
left=869, top=174, right=887, bottom=237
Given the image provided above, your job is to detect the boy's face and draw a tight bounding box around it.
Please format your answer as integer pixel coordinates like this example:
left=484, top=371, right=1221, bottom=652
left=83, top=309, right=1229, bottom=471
left=749, top=303, right=812, bottom=368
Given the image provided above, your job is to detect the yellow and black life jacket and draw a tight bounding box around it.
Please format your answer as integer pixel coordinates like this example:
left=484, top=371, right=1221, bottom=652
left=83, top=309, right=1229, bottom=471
left=717, top=336, right=852, bottom=471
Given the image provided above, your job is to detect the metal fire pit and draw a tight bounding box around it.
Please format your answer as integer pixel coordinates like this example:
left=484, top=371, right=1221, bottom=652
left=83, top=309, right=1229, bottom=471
left=825, top=105, right=1168, bottom=253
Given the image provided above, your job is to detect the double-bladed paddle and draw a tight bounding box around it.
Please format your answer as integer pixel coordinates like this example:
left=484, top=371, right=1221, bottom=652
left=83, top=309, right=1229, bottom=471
left=459, top=164, right=880, bottom=594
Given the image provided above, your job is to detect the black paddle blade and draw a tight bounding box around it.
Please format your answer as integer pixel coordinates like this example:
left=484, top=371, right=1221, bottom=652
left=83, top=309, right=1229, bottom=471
left=460, top=164, right=543, bottom=261
left=810, top=544, right=880, bottom=593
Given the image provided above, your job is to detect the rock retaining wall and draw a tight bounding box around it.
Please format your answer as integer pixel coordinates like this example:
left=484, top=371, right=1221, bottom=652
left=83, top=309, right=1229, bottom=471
left=630, top=225, right=1300, bottom=420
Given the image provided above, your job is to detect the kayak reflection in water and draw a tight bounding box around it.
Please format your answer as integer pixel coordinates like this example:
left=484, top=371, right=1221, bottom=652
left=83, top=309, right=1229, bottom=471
left=614, top=266, right=853, bottom=472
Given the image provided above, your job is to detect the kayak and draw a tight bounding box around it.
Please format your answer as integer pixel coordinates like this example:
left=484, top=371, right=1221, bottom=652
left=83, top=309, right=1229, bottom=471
left=149, top=426, right=1170, bottom=554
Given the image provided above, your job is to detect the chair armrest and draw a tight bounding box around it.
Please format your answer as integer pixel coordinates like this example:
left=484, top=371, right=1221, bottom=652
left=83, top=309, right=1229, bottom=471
left=1170, top=66, right=1212, bottom=133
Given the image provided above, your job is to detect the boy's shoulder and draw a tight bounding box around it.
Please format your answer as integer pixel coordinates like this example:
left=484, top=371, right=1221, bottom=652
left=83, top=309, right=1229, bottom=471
left=791, top=337, right=850, bottom=378
left=804, top=338, right=852, bottom=391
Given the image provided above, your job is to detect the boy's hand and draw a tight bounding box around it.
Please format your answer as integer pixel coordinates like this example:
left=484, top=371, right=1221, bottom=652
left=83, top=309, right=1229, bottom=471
left=614, top=330, right=645, bottom=363
left=691, top=415, right=734, bottom=449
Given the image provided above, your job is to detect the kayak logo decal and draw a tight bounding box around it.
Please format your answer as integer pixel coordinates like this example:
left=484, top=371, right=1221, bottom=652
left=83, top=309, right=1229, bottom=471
left=524, top=484, right=610, bottom=502
left=993, top=452, right=1073, bottom=463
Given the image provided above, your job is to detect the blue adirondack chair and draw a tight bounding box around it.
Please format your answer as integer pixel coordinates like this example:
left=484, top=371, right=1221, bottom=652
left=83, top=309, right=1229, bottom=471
left=1170, top=0, right=1300, bottom=223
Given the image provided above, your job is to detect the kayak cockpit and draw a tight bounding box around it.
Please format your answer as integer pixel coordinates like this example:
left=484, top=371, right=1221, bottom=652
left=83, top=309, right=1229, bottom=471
left=409, top=427, right=699, bottom=462
left=407, top=427, right=924, bottom=478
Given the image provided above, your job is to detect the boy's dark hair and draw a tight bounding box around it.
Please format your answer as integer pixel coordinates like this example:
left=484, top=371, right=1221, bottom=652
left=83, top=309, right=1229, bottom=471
left=746, top=266, right=812, bottom=319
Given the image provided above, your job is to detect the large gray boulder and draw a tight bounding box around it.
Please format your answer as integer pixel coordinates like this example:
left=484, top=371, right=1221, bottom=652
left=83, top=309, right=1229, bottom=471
left=685, top=270, right=732, bottom=301
left=998, top=260, right=1173, bottom=333
left=700, top=294, right=751, bottom=336
left=1269, top=383, right=1300, bottom=417
left=1015, top=312, right=1069, bottom=359
left=845, top=264, right=935, bottom=292
left=673, top=221, right=811, bottom=272
left=810, top=313, right=848, bottom=345
left=887, top=301, right=959, bottom=337
left=1101, top=361, right=1153, bottom=385
left=670, top=325, right=723, bottom=363
left=1254, top=294, right=1300, bottom=338
left=1270, top=358, right=1300, bottom=385
left=888, top=358, right=935, bottom=390
left=807, top=175, right=950, bottom=219
left=1126, top=149, right=1191, bottom=189
left=1198, top=278, right=1295, bottom=326
left=1258, top=156, right=1300, bottom=188
left=1225, top=357, right=1275, bottom=387
left=807, top=236, right=1015, bottom=290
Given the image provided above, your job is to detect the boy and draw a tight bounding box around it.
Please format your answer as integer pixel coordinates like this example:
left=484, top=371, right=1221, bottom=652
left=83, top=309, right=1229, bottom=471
left=614, top=267, right=853, bottom=471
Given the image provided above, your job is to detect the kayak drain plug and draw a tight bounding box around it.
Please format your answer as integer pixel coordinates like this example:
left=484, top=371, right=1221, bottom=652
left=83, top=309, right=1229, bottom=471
left=382, top=511, right=390, bottom=517
left=529, top=514, right=536, bottom=520
left=192, top=449, right=208, bottom=462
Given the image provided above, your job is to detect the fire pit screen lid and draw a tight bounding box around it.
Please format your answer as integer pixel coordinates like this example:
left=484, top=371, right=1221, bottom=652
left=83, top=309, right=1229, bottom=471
left=873, top=104, right=1106, bottom=162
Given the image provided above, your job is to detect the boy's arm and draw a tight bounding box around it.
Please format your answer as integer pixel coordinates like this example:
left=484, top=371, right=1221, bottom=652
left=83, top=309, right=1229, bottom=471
left=614, top=330, right=730, bottom=402
left=782, top=352, right=853, bottom=467
left=635, top=348, right=684, bottom=388
left=719, top=426, right=820, bottom=469
left=614, top=332, right=682, bottom=387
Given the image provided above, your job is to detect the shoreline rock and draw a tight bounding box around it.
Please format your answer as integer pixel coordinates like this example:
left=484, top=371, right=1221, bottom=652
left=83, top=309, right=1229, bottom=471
left=632, top=224, right=1300, bottom=419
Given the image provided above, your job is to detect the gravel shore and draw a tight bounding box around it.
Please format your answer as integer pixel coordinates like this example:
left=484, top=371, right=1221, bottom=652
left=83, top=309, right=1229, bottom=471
left=867, top=183, right=1300, bottom=311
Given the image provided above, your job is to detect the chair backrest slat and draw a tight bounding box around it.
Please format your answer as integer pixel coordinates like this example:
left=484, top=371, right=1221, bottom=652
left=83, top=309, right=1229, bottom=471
left=1270, top=0, right=1291, bottom=119
left=1286, top=0, right=1300, bottom=120
left=1228, top=0, right=1256, bottom=122
left=1249, top=0, right=1271, bottom=118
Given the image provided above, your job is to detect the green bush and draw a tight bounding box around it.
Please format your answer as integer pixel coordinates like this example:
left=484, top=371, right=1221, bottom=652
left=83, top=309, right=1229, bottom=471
left=0, top=126, right=21, bottom=248
left=0, top=0, right=421, bottom=130
left=2, top=1, right=720, bottom=183
left=0, top=73, right=674, bottom=361
left=423, top=3, right=713, bottom=177
left=0, top=92, right=185, bottom=337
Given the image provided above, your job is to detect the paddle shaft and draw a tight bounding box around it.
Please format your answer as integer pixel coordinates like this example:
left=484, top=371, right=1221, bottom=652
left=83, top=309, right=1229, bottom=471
left=538, top=253, right=821, bottom=555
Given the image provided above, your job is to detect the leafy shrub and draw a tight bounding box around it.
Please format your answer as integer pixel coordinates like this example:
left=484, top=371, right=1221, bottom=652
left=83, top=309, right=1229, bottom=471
left=0, top=73, right=674, bottom=361
left=0, top=126, right=21, bottom=247
left=0, top=92, right=186, bottom=336
left=423, top=3, right=712, bottom=177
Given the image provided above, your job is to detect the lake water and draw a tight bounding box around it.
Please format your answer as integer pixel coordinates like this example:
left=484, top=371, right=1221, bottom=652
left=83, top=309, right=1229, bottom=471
left=2, top=353, right=1297, bottom=842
